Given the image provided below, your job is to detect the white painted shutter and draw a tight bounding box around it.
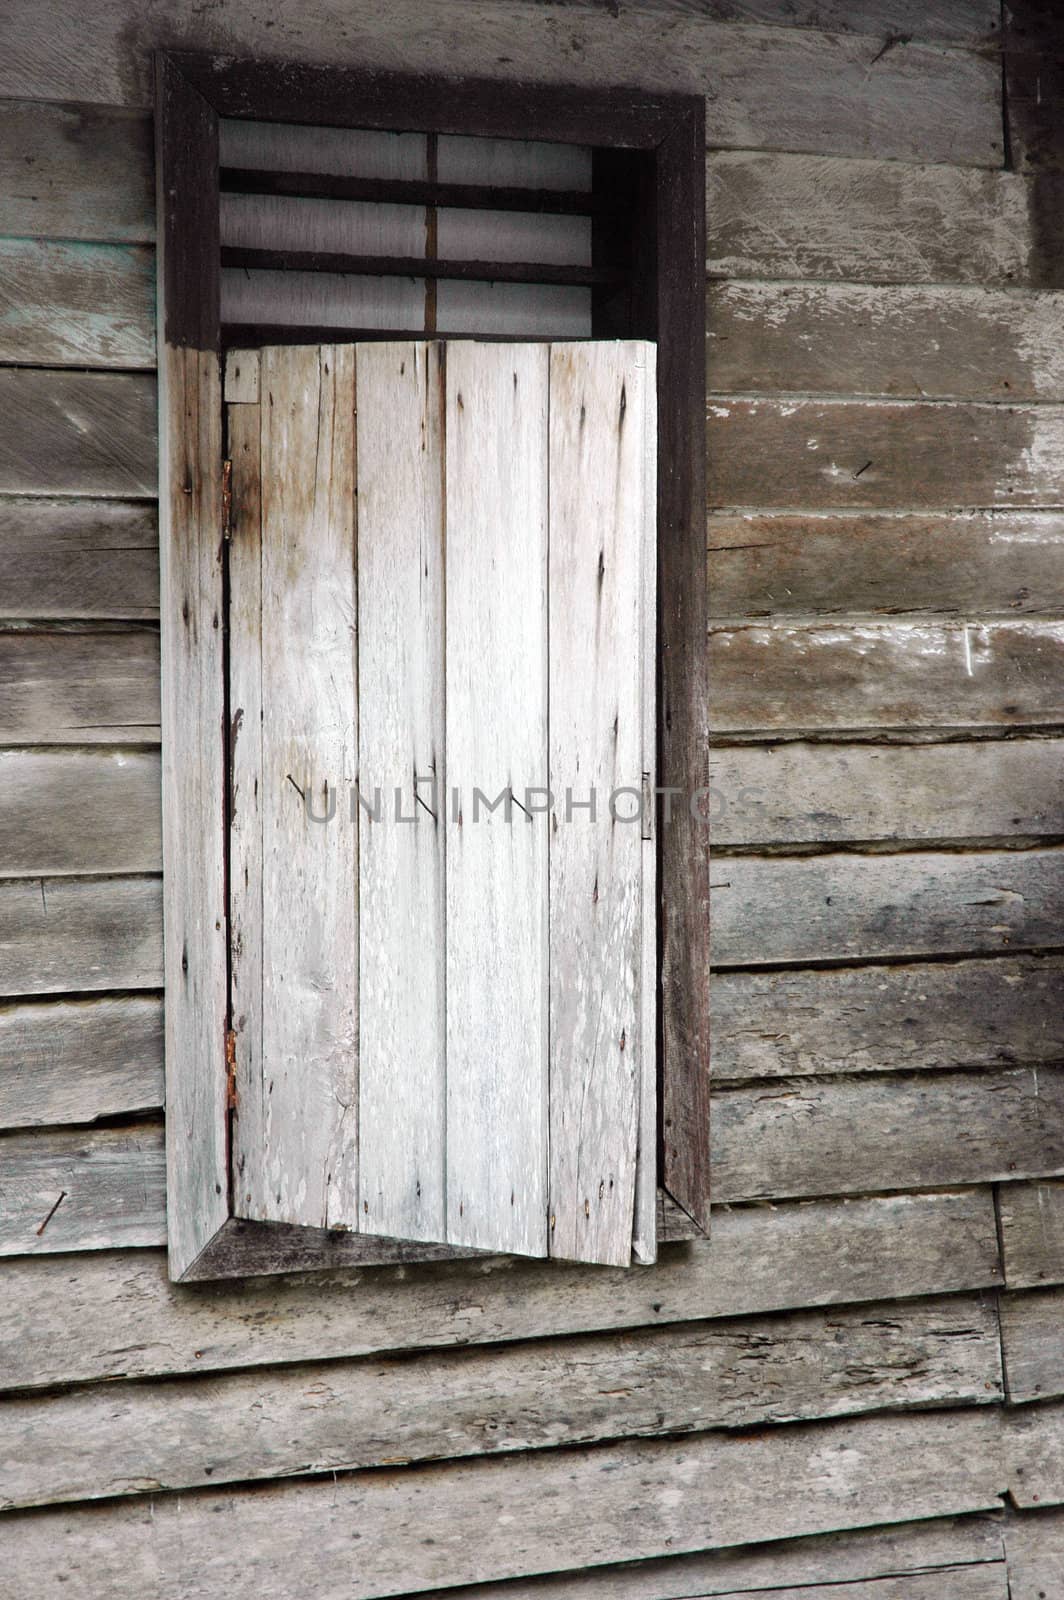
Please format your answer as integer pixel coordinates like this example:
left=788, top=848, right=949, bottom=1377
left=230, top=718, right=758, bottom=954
left=227, top=339, right=656, bottom=1267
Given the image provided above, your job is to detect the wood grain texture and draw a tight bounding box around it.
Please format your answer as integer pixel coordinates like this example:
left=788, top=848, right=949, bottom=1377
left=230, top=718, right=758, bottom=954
left=0, top=996, right=163, bottom=1130
left=445, top=342, right=549, bottom=1256
left=0, top=630, right=159, bottom=744
left=714, top=1068, right=1064, bottom=1204
left=710, top=739, right=1064, bottom=848
left=707, top=398, right=1064, bottom=512
left=0, top=875, right=161, bottom=997
left=1001, top=1287, right=1064, bottom=1402
left=156, top=343, right=228, bottom=1282
left=999, top=1180, right=1064, bottom=1288
left=707, top=153, right=1037, bottom=286
left=0, top=498, right=158, bottom=620
left=707, top=282, right=1064, bottom=403
left=0, top=100, right=153, bottom=242
left=0, top=371, right=156, bottom=497
left=0, top=238, right=155, bottom=367
left=0, top=1409, right=1005, bottom=1599
left=1007, top=1400, right=1064, bottom=1511
left=713, top=956, right=1064, bottom=1081
left=712, top=848, right=1064, bottom=966
left=0, top=749, right=161, bottom=875
left=0, top=1123, right=166, bottom=1255
left=706, top=511, right=1064, bottom=621
left=436, top=1515, right=1009, bottom=1600
left=547, top=341, right=651, bottom=1266
left=247, top=344, right=358, bottom=1229
left=710, top=621, right=1064, bottom=735
left=0, top=1189, right=1000, bottom=1387
left=0, top=9, right=1001, bottom=167
left=355, top=342, right=446, bottom=1244
left=0, top=1293, right=1001, bottom=1512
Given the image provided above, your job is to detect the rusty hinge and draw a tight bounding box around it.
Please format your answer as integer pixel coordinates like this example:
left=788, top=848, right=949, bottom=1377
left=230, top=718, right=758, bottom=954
left=221, top=457, right=233, bottom=540
left=225, top=1027, right=238, bottom=1110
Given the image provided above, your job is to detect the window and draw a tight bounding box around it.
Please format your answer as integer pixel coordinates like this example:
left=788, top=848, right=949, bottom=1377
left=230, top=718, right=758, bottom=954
left=156, top=52, right=708, bottom=1280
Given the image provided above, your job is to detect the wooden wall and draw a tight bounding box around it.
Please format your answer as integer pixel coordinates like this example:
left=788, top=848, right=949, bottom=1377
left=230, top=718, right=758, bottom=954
left=3, top=1, right=1064, bottom=1595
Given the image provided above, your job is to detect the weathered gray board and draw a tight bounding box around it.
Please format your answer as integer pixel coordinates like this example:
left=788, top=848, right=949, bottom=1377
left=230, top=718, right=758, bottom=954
left=0, top=1407, right=1012, bottom=1600
left=999, top=1180, right=1064, bottom=1287
left=708, top=511, right=1064, bottom=619
left=0, top=1293, right=1001, bottom=1511
left=0, top=1190, right=1001, bottom=1391
left=0, top=499, right=158, bottom=619
left=0, top=8, right=1002, bottom=169
left=708, top=282, right=1064, bottom=402
left=437, top=1515, right=1009, bottom=1600
left=707, top=153, right=1040, bottom=286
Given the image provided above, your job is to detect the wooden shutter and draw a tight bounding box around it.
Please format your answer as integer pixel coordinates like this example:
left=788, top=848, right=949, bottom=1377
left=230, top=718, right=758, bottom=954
left=225, top=339, right=656, bottom=1267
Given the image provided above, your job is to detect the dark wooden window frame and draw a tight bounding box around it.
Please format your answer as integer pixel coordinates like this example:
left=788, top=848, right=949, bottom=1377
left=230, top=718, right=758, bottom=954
left=155, top=49, right=708, bottom=1282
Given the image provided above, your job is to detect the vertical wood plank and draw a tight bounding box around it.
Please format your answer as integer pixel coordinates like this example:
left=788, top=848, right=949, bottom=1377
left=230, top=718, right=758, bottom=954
left=155, top=58, right=227, bottom=1282
left=547, top=342, right=650, bottom=1268
left=445, top=342, right=549, bottom=1256
left=226, top=394, right=265, bottom=1219
left=356, top=342, right=447, bottom=1242
left=634, top=341, right=658, bottom=1268
left=657, top=108, right=710, bottom=1234
left=248, top=344, right=358, bottom=1230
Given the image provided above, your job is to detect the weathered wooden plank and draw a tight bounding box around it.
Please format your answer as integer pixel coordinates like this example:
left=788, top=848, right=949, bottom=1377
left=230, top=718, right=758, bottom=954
left=0, top=100, right=153, bottom=242
left=0, top=498, right=158, bottom=620
left=0, top=1408, right=1005, bottom=1599
left=445, top=342, right=549, bottom=1256
left=1005, top=1508, right=1064, bottom=1600
left=706, top=511, right=1064, bottom=621
left=435, top=1514, right=1008, bottom=1600
left=714, top=1068, right=1064, bottom=1204
left=0, top=238, right=155, bottom=367
left=355, top=342, right=446, bottom=1245
left=713, top=956, right=1064, bottom=1081
left=1001, top=1287, right=1064, bottom=1402
left=627, top=0, right=1001, bottom=46
left=713, top=848, right=1064, bottom=966
left=0, top=1292, right=1001, bottom=1513
left=708, top=282, right=1064, bottom=403
left=707, top=153, right=1038, bottom=286
left=0, top=996, right=163, bottom=1130
left=710, top=621, right=1064, bottom=735
left=0, top=630, right=159, bottom=744
left=0, top=1189, right=1000, bottom=1386
left=0, top=1124, right=166, bottom=1255
left=225, top=392, right=264, bottom=1226
left=0, top=875, right=161, bottom=997
left=240, top=345, right=359, bottom=1229
left=1, top=11, right=1002, bottom=167
left=708, top=398, right=1064, bottom=511
left=0, top=750, right=160, bottom=875
left=999, top=1180, right=1064, bottom=1288
left=0, top=371, right=156, bottom=497
left=710, top=739, right=1064, bottom=848
left=155, top=338, right=228, bottom=1282
left=1006, top=1400, right=1064, bottom=1510
left=705, top=1574, right=1005, bottom=1600
left=547, top=342, right=651, bottom=1267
